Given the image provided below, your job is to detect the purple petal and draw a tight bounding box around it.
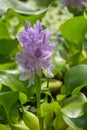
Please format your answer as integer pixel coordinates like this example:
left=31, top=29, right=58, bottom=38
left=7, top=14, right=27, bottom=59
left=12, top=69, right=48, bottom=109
left=27, top=27, right=36, bottom=43
left=25, top=21, right=31, bottom=31
left=17, top=31, right=30, bottom=48
left=34, top=20, right=42, bottom=33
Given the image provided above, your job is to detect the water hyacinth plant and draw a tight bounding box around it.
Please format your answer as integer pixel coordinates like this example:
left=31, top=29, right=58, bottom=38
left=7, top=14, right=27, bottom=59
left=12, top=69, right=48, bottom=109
left=16, top=20, right=55, bottom=87
left=1, top=1, right=87, bottom=130
left=16, top=20, right=55, bottom=130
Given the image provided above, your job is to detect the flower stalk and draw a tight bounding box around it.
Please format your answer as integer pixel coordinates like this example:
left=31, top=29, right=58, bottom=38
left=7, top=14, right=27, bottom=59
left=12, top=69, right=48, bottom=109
left=36, top=75, right=44, bottom=130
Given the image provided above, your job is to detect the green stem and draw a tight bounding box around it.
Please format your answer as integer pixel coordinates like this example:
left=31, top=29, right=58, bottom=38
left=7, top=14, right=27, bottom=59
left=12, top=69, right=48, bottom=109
left=44, top=78, right=49, bottom=102
left=36, top=75, right=44, bottom=130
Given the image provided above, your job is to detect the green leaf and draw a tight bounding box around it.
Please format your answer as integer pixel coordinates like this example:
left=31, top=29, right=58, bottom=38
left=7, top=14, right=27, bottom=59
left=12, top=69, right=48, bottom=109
left=0, top=70, right=27, bottom=92
left=5, top=8, right=45, bottom=33
left=71, top=111, right=87, bottom=129
left=41, top=102, right=59, bottom=129
left=0, top=39, right=18, bottom=55
left=0, top=107, right=8, bottom=122
left=41, top=102, right=60, bottom=116
left=9, top=103, right=19, bottom=124
left=19, top=92, right=27, bottom=105
left=3, top=8, right=45, bottom=39
left=46, top=125, right=55, bottom=130
left=0, top=21, right=10, bottom=39
left=28, top=0, right=56, bottom=8
left=0, top=91, right=19, bottom=113
left=64, top=65, right=87, bottom=93
left=23, top=110, right=40, bottom=130
left=0, top=70, right=35, bottom=98
left=11, top=121, right=30, bottom=130
left=63, top=107, right=87, bottom=130
left=0, top=124, right=11, bottom=130
left=0, top=62, right=16, bottom=70
left=51, top=51, right=66, bottom=75
left=60, top=16, right=87, bottom=53
left=60, top=85, right=69, bottom=95
left=7, top=8, right=45, bottom=24
left=61, top=93, right=87, bottom=130
left=63, top=115, right=83, bottom=130
left=69, top=52, right=85, bottom=66
left=0, top=0, right=47, bottom=16
left=0, top=91, right=19, bottom=124
left=0, top=0, right=35, bottom=16
left=61, top=93, right=87, bottom=118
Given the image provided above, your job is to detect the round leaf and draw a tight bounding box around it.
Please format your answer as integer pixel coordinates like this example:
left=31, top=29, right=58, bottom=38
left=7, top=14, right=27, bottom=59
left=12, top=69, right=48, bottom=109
left=64, top=65, right=87, bottom=93
left=61, top=93, right=87, bottom=118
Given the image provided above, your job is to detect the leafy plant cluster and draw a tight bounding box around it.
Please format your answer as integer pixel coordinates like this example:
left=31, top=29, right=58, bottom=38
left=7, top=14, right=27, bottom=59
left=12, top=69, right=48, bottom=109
left=0, top=0, right=87, bottom=130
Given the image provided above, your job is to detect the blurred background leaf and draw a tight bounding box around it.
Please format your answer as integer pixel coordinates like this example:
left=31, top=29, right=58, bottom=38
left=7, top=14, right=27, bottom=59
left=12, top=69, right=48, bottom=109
left=61, top=93, right=87, bottom=130
left=60, top=16, right=87, bottom=54
left=0, top=0, right=35, bottom=16
left=64, top=65, right=87, bottom=94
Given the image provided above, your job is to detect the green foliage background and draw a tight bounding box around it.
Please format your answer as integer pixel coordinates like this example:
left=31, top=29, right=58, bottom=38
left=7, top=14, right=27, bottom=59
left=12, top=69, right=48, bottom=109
left=0, top=0, right=87, bottom=130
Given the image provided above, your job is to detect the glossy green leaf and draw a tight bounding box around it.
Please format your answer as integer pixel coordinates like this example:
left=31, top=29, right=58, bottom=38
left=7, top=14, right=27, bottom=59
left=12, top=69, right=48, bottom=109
left=64, top=65, right=87, bottom=93
left=63, top=108, right=87, bottom=130
left=0, top=0, right=48, bottom=16
left=11, top=121, right=30, bottom=130
left=61, top=93, right=87, bottom=118
left=61, top=93, right=87, bottom=130
left=63, top=115, right=82, bottom=130
left=60, top=16, right=87, bottom=53
left=71, top=110, right=87, bottom=129
left=0, top=70, right=27, bottom=92
left=0, top=0, right=35, bottom=16
left=0, top=70, right=35, bottom=98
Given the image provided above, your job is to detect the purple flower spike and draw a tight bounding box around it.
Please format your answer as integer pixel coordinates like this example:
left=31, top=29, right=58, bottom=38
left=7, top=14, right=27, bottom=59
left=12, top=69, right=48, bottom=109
left=16, top=20, right=55, bottom=87
left=61, top=0, right=87, bottom=10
